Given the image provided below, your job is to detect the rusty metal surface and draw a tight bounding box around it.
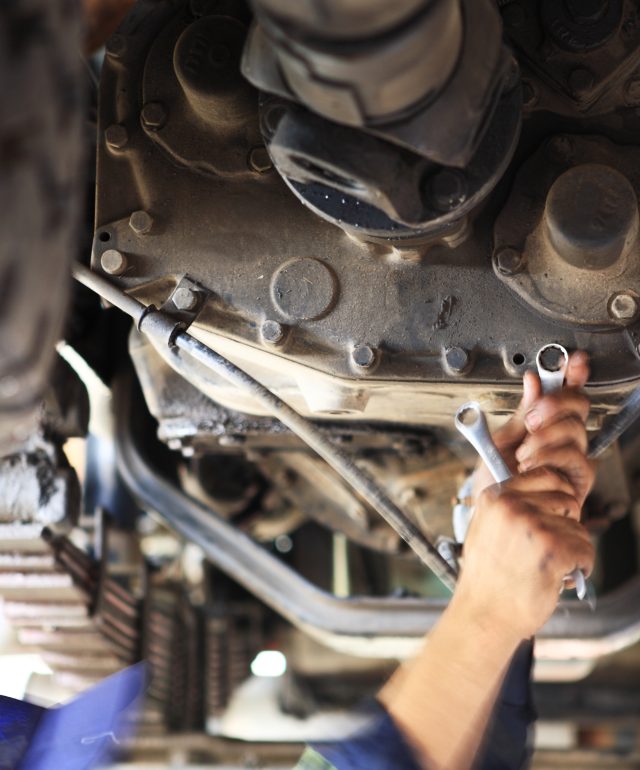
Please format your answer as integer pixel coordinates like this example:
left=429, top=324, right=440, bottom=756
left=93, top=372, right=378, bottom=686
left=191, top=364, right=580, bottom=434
left=94, top=1, right=640, bottom=437
left=68, top=0, right=640, bottom=724
left=494, top=135, right=640, bottom=329
left=504, top=0, right=640, bottom=117
left=114, top=387, right=640, bottom=663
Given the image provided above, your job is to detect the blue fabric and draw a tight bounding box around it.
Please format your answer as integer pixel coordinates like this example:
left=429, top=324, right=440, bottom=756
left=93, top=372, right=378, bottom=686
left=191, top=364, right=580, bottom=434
left=478, top=641, right=536, bottom=770
left=312, top=640, right=535, bottom=770
left=311, top=706, right=422, bottom=770
left=0, top=664, right=146, bottom=770
left=0, top=696, right=43, bottom=770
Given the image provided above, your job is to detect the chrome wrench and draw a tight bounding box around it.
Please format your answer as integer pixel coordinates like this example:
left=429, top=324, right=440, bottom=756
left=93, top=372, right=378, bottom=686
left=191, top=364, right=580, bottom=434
left=535, top=344, right=592, bottom=605
left=456, top=344, right=594, bottom=606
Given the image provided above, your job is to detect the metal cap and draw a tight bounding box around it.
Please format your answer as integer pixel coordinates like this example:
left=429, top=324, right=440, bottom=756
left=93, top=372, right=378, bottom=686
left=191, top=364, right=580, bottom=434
left=544, top=164, right=639, bottom=270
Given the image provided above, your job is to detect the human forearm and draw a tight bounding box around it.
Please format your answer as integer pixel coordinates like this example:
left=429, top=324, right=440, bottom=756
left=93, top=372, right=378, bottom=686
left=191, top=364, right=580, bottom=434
left=306, top=361, right=595, bottom=770
left=380, top=587, right=522, bottom=770
left=381, top=459, right=594, bottom=769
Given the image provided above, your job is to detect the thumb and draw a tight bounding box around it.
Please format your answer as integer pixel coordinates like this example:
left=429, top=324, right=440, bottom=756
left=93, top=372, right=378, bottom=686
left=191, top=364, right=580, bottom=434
left=494, top=371, right=542, bottom=451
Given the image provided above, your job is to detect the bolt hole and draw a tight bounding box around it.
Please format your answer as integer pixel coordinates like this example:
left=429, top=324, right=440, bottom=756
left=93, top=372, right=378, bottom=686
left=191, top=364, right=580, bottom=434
left=512, top=353, right=525, bottom=366
left=98, top=231, right=111, bottom=242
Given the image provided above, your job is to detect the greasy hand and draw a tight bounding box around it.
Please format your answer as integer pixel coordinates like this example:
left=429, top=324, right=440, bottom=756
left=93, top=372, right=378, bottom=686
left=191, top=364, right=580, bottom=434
left=473, top=351, right=595, bottom=507
left=459, top=468, right=595, bottom=640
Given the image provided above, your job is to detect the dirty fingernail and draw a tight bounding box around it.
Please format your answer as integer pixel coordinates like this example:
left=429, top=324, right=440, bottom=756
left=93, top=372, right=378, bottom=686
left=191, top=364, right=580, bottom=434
left=525, top=410, right=542, bottom=431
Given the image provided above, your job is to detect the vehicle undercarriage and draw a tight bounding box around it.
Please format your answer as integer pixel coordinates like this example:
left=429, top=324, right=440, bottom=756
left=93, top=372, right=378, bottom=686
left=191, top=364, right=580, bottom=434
left=1, top=0, right=640, bottom=764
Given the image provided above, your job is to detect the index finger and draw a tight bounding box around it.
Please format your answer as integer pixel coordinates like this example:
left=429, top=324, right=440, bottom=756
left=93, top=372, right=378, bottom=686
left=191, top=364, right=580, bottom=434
left=565, top=350, right=590, bottom=389
left=525, top=389, right=590, bottom=433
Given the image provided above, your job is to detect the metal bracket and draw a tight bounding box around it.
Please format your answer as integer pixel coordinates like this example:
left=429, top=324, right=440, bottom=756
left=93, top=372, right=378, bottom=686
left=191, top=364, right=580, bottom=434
left=162, top=275, right=210, bottom=328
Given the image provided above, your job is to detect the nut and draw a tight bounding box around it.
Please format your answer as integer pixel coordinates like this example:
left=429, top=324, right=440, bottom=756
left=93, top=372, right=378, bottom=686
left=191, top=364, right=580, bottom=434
left=105, top=125, right=128, bottom=150
left=172, top=287, right=199, bottom=311
left=141, top=102, right=167, bottom=130
left=249, top=146, right=273, bottom=173
left=608, top=292, right=638, bottom=321
left=351, top=344, right=376, bottom=370
left=429, top=170, right=468, bottom=212
left=261, top=320, right=285, bottom=345
left=445, top=346, right=470, bottom=374
left=129, top=210, right=153, bottom=235
left=495, top=246, right=524, bottom=276
left=100, top=249, right=127, bottom=275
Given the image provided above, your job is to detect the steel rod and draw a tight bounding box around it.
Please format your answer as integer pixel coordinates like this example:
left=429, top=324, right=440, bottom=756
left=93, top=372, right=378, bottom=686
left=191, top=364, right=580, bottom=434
left=74, top=265, right=457, bottom=591
left=588, top=386, right=640, bottom=459
left=115, top=375, right=640, bottom=661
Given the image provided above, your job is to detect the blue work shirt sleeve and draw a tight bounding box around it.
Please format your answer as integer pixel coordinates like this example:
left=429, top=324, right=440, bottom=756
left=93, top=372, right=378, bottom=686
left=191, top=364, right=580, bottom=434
left=300, top=640, right=536, bottom=770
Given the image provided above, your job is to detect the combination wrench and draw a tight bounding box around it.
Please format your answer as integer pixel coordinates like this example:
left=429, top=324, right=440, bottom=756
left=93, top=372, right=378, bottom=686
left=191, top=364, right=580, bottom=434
left=455, top=344, right=594, bottom=606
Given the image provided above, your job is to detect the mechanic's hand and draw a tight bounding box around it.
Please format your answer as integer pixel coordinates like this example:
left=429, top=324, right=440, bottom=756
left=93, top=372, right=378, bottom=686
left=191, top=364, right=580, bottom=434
left=473, top=351, right=594, bottom=507
left=459, top=468, right=595, bottom=640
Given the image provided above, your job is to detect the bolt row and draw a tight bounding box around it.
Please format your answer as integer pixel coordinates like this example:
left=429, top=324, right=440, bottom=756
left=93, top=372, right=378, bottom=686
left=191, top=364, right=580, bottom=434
left=104, top=103, right=272, bottom=173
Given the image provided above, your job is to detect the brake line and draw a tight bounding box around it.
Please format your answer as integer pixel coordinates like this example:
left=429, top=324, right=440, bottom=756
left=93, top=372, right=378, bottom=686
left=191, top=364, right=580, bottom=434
left=73, top=263, right=458, bottom=591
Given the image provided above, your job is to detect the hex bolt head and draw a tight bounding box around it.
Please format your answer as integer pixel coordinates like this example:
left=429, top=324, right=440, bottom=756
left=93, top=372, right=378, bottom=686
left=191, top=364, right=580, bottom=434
left=172, top=287, right=199, bottom=311
left=105, top=33, right=126, bottom=58
left=249, top=146, right=273, bottom=173
left=608, top=292, right=638, bottom=321
left=105, top=124, right=128, bottom=150
left=100, top=249, right=127, bottom=275
left=568, top=67, right=595, bottom=97
left=351, top=344, right=376, bottom=369
left=429, top=170, right=468, bottom=212
left=495, top=246, right=524, bottom=276
left=129, top=210, right=153, bottom=235
left=445, top=346, right=471, bottom=374
left=141, top=102, right=167, bottom=130
left=261, top=319, right=285, bottom=345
